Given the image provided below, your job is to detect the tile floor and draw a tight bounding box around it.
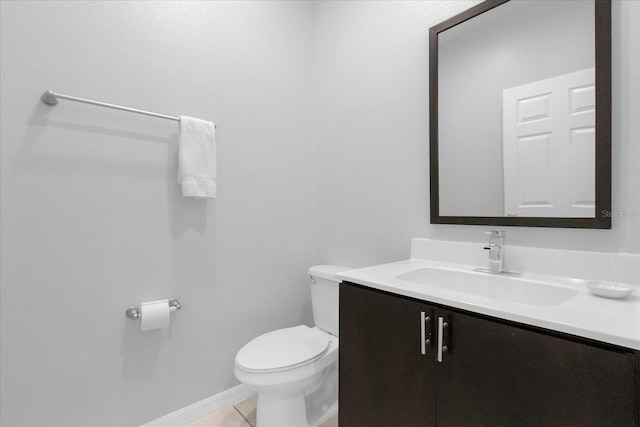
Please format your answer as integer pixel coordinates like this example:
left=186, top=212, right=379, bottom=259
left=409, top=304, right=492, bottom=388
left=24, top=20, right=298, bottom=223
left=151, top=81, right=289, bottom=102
left=188, top=394, right=338, bottom=427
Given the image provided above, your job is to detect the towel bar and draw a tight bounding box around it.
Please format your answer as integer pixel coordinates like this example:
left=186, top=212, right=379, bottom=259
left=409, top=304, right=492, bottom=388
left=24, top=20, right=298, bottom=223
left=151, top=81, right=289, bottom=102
left=41, top=90, right=216, bottom=127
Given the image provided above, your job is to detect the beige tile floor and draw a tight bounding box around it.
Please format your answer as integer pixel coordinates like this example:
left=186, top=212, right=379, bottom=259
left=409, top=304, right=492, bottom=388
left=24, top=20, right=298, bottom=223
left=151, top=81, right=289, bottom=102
left=188, top=394, right=338, bottom=427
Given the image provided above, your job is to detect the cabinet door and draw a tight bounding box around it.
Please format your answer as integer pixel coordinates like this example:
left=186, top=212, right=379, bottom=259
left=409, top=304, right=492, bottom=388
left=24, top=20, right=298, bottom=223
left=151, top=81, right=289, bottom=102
left=340, top=283, right=437, bottom=426
left=436, top=308, right=637, bottom=427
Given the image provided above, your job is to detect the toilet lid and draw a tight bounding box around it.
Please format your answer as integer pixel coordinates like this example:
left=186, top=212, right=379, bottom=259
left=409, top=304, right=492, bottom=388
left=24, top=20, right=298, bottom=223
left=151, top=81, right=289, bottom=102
left=236, top=325, right=330, bottom=372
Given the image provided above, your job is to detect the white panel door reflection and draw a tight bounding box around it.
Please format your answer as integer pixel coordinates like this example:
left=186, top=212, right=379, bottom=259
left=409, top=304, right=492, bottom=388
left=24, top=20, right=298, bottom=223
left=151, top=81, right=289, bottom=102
left=503, top=68, right=595, bottom=218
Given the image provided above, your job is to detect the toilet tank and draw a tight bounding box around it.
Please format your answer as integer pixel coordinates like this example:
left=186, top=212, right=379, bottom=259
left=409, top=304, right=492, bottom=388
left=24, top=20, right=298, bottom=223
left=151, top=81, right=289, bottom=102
left=308, top=265, right=352, bottom=336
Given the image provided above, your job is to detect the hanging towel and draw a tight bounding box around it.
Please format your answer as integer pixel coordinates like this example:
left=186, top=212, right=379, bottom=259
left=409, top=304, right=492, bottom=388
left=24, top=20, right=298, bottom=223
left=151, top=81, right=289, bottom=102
left=178, top=116, right=217, bottom=198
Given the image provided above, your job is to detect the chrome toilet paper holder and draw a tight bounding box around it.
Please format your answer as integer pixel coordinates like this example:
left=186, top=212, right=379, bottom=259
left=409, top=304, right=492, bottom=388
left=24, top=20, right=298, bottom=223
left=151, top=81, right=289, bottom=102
left=125, top=298, right=182, bottom=320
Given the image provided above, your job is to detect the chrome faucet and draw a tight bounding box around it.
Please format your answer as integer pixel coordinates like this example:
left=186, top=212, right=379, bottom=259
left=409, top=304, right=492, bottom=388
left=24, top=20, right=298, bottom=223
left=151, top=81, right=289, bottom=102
left=484, top=230, right=505, bottom=273
left=475, top=231, right=520, bottom=276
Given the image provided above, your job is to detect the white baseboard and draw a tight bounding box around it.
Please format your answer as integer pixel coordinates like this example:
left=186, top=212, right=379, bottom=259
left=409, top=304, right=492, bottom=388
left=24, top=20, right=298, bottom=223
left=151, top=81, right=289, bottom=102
left=140, top=384, right=255, bottom=427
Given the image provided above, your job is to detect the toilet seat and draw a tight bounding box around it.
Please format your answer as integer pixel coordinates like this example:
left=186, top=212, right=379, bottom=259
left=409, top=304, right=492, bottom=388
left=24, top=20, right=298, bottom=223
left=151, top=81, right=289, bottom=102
left=235, top=325, right=330, bottom=373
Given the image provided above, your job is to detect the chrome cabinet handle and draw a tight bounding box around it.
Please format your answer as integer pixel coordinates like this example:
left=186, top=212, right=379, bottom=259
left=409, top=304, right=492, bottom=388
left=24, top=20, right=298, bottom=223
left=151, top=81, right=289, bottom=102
left=420, top=311, right=432, bottom=355
left=437, top=317, right=448, bottom=362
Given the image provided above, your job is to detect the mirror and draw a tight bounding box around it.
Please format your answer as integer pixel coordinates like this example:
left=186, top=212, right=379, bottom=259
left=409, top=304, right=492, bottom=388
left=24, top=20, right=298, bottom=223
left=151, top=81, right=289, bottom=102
left=429, top=0, right=611, bottom=228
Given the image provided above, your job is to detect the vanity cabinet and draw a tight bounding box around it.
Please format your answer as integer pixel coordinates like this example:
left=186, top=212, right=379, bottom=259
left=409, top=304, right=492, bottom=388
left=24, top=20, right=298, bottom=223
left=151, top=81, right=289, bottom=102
left=339, top=282, right=639, bottom=426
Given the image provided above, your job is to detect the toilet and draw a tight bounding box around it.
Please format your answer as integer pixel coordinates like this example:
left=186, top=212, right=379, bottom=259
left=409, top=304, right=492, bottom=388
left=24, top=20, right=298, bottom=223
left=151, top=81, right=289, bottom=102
left=234, top=265, right=350, bottom=427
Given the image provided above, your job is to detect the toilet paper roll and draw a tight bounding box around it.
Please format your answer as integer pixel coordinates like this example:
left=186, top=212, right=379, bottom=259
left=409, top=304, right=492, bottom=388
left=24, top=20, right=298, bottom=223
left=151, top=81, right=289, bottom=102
left=140, top=299, right=170, bottom=331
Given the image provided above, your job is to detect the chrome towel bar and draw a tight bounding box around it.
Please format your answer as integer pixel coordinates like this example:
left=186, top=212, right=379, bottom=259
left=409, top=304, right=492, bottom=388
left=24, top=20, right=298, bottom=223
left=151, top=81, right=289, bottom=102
left=42, top=90, right=179, bottom=121
left=41, top=90, right=216, bottom=127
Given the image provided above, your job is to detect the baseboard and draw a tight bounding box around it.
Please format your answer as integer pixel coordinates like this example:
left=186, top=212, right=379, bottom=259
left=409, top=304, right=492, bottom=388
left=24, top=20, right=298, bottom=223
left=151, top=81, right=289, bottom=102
left=140, top=384, right=254, bottom=427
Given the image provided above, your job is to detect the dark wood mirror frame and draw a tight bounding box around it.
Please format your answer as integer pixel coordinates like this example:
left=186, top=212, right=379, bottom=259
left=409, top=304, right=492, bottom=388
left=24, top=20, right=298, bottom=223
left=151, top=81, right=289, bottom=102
left=429, top=0, right=611, bottom=229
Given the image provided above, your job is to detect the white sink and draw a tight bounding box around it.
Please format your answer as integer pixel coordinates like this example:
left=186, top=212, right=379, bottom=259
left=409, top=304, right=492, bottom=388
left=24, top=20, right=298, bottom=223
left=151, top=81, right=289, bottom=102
left=395, top=267, right=578, bottom=307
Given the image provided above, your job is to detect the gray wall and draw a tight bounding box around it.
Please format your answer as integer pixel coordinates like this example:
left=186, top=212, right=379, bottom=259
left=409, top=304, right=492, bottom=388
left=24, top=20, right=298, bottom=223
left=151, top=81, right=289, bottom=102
left=1, top=1, right=639, bottom=426
left=0, top=2, right=317, bottom=426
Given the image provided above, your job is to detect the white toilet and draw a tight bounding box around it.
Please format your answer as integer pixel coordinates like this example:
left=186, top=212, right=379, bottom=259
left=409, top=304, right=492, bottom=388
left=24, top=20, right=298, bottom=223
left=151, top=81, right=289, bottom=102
left=234, top=265, right=350, bottom=427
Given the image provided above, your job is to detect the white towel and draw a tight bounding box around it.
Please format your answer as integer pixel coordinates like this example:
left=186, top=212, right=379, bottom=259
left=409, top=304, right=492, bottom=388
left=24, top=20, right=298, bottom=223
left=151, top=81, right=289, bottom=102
left=178, top=116, right=217, bottom=198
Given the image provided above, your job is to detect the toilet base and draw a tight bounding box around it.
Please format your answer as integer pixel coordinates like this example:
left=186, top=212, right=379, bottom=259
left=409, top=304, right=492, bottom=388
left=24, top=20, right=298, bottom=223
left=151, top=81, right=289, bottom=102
left=254, top=362, right=338, bottom=427
left=257, top=392, right=308, bottom=427
left=310, top=401, right=338, bottom=427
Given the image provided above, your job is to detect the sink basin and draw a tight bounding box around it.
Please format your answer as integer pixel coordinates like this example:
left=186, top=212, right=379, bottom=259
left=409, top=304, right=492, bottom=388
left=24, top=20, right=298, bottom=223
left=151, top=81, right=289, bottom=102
left=395, top=267, right=578, bottom=307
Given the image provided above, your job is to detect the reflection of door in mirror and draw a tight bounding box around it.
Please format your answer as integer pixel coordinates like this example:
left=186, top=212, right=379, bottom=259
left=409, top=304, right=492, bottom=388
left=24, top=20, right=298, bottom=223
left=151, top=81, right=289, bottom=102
left=437, top=0, right=595, bottom=218
left=503, top=68, right=595, bottom=218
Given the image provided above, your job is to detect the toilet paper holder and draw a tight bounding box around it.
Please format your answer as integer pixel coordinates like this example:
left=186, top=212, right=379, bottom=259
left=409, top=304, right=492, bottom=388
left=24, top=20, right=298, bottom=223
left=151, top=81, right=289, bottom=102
left=125, top=298, right=182, bottom=320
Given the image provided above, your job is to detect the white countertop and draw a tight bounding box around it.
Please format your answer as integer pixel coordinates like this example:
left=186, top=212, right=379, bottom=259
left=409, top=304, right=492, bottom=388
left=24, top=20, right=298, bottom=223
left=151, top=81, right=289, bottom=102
left=338, top=258, right=640, bottom=351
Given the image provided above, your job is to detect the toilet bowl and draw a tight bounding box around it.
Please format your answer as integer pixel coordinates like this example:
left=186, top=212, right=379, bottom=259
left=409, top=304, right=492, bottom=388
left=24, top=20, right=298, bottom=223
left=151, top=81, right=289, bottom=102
left=235, top=326, right=339, bottom=427
left=234, top=265, right=350, bottom=427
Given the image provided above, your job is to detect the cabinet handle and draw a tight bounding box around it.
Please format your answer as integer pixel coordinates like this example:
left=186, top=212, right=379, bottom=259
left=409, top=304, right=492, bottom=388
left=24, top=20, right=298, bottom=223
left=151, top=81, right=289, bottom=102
left=437, top=317, right=448, bottom=362
left=420, top=311, right=432, bottom=355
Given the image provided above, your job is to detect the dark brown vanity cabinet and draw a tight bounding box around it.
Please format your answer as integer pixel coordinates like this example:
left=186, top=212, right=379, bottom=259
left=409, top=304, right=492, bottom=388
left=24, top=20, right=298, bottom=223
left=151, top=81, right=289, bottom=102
left=339, top=282, right=639, bottom=427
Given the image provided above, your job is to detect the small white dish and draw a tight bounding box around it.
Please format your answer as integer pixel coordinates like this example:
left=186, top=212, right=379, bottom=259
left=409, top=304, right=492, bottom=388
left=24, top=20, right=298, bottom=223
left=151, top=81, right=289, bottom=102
left=587, top=281, right=635, bottom=299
